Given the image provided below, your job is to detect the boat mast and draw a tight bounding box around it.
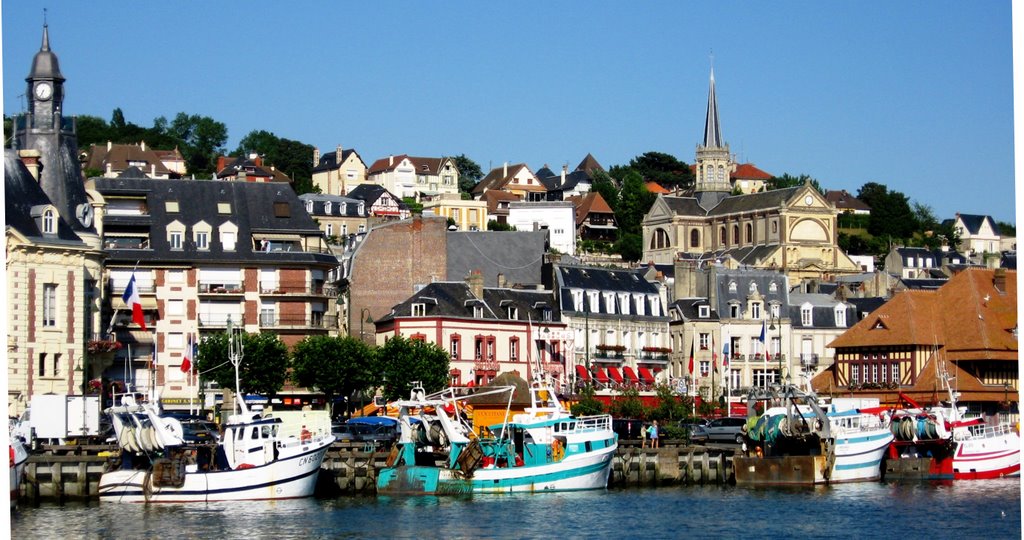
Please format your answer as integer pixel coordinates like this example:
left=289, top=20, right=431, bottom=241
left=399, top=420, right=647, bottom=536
left=228, top=317, right=249, bottom=416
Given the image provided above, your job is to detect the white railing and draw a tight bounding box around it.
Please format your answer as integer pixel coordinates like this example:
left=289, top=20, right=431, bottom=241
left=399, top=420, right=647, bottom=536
left=559, top=414, right=612, bottom=434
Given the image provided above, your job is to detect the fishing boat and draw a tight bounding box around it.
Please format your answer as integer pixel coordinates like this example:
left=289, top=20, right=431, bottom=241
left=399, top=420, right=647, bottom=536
left=883, top=363, right=1019, bottom=480
left=9, top=429, right=29, bottom=509
left=376, top=377, right=617, bottom=495
left=98, top=325, right=334, bottom=503
left=734, top=384, right=893, bottom=486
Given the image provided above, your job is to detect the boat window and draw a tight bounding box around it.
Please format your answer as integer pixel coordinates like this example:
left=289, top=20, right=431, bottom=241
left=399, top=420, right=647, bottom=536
left=262, top=425, right=273, bottom=438
left=235, top=428, right=244, bottom=441
left=250, top=427, right=259, bottom=440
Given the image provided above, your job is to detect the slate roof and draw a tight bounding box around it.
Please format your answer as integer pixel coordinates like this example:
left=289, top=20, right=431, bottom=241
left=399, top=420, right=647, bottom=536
left=707, top=187, right=801, bottom=216
left=376, top=281, right=557, bottom=323
left=537, top=169, right=590, bottom=192
left=712, top=268, right=789, bottom=316
left=575, top=153, right=605, bottom=176
left=346, top=184, right=407, bottom=209
left=828, top=268, right=1016, bottom=362
left=669, top=297, right=720, bottom=321
left=446, top=231, right=547, bottom=287
left=312, top=148, right=364, bottom=173
left=956, top=213, right=1000, bottom=236
left=555, top=265, right=665, bottom=317
left=84, top=142, right=172, bottom=177
left=92, top=177, right=335, bottom=266
left=845, top=297, right=888, bottom=319
left=5, top=149, right=85, bottom=245
left=297, top=193, right=367, bottom=217
left=825, top=190, right=871, bottom=212
left=788, top=293, right=856, bottom=329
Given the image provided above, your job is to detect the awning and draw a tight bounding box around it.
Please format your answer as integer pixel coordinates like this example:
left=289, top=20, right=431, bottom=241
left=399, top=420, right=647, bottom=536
left=583, top=223, right=618, bottom=230
left=252, top=233, right=302, bottom=241
left=607, top=366, right=624, bottom=383
left=595, top=368, right=610, bottom=384
left=638, top=367, right=655, bottom=384
left=113, top=330, right=155, bottom=344
left=622, top=366, right=640, bottom=383
left=575, top=364, right=591, bottom=381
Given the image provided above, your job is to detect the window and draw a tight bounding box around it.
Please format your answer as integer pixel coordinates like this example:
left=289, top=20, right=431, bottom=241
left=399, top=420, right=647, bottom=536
left=801, top=306, right=813, bottom=326
left=507, top=306, right=518, bottom=319
left=892, top=363, right=900, bottom=383
left=772, top=221, right=778, bottom=234
left=749, top=282, right=758, bottom=294
left=217, top=203, right=231, bottom=214
left=770, top=303, right=780, bottom=318
left=450, top=336, right=460, bottom=360
left=42, top=208, right=56, bottom=234
left=326, top=224, right=333, bottom=237
left=729, top=282, right=737, bottom=293
left=851, top=364, right=860, bottom=385
left=732, top=225, right=740, bottom=244
left=720, top=226, right=727, bottom=244
left=324, top=202, right=332, bottom=214
left=195, top=231, right=209, bottom=250
left=769, top=282, right=778, bottom=293
left=305, top=200, right=314, bottom=213
left=274, top=202, right=291, bottom=217
left=698, top=305, right=710, bottom=318
left=835, top=306, right=847, bottom=327
left=412, top=303, right=426, bottom=316
left=699, top=333, right=710, bottom=350
left=745, top=223, right=752, bottom=243
left=699, top=360, right=710, bottom=377
left=42, top=283, right=57, bottom=327
left=166, top=201, right=180, bottom=212
left=52, top=353, right=61, bottom=377
left=38, top=353, right=46, bottom=376
left=169, top=231, right=183, bottom=250
left=729, top=304, right=740, bottom=318
left=881, top=363, right=888, bottom=383
left=168, top=333, right=184, bottom=349
left=510, top=338, right=519, bottom=361
left=473, top=305, right=483, bottom=318
left=751, top=303, right=762, bottom=320
left=221, top=231, right=236, bottom=251
left=167, top=300, right=184, bottom=316
left=690, top=229, right=700, bottom=248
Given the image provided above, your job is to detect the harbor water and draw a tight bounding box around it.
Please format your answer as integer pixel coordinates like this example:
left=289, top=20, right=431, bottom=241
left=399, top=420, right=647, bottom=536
left=11, top=479, right=1021, bottom=539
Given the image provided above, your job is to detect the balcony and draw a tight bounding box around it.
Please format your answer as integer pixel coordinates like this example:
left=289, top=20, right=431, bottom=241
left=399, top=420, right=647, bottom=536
left=637, top=352, right=670, bottom=364
left=199, top=283, right=244, bottom=295
left=198, top=314, right=243, bottom=328
left=799, top=353, right=818, bottom=368
left=473, top=357, right=499, bottom=373
left=259, top=283, right=337, bottom=297
left=258, top=314, right=334, bottom=330
left=110, top=282, right=156, bottom=296
left=104, top=236, right=151, bottom=250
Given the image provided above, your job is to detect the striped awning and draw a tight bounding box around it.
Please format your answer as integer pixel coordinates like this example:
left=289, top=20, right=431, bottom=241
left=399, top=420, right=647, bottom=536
left=622, top=366, right=640, bottom=383
left=638, top=367, right=655, bottom=384
left=575, top=364, right=591, bottom=381
left=607, top=366, right=624, bottom=383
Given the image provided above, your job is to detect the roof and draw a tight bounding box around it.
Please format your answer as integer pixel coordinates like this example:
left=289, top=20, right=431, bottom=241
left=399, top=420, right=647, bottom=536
left=472, top=163, right=534, bottom=195
left=346, top=184, right=406, bottom=208
left=825, top=190, right=871, bottom=212
left=955, top=213, right=1000, bottom=236
left=731, top=163, right=772, bottom=180
left=575, top=153, right=605, bottom=176
left=367, top=155, right=451, bottom=176
left=566, top=192, right=614, bottom=227
left=84, top=142, right=172, bottom=177
left=482, top=190, right=522, bottom=214
left=828, top=268, right=1016, bottom=361
left=537, top=169, right=590, bottom=192
left=92, top=177, right=336, bottom=266
left=312, top=148, right=364, bottom=173
left=297, top=193, right=366, bottom=217
left=5, top=149, right=85, bottom=245
left=377, top=281, right=557, bottom=324
left=669, top=297, right=720, bottom=321
left=446, top=231, right=547, bottom=287
left=645, top=181, right=671, bottom=194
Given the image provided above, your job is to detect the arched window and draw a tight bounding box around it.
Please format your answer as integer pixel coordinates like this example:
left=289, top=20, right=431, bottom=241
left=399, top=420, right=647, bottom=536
left=772, top=220, right=778, bottom=234
left=706, top=165, right=713, bottom=182
left=42, top=208, right=56, bottom=234
left=732, top=225, right=740, bottom=244
left=745, top=223, right=753, bottom=243
left=719, top=226, right=727, bottom=244
left=717, top=165, right=725, bottom=183
left=650, top=229, right=670, bottom=249
left=690, top=228, right=700, bottom=248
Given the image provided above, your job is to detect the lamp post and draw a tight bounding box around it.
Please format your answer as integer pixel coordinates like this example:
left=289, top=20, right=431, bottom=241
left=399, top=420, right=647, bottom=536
left=769, top=314, right=783, bottom=384
left=359, top=307, right=373, bottom=343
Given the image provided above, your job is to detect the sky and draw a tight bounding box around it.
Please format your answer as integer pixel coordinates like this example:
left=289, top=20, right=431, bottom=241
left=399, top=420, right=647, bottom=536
left=2, top=2, right=1017, bottom=224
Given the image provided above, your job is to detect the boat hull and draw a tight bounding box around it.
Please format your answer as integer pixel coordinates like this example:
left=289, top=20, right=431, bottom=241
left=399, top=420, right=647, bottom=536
left=98, top=443, right=330, bottom=503
left=736, top=429, right=892, bottom=486
left=377, top=444, right=615, bottom=495
left=10, top=440, right=29, bottom=509
left=884, top=428, right=1020, bottom=481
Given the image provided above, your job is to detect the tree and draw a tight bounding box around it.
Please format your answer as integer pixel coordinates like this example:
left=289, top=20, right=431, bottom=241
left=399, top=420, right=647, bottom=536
left=609, top=151, right=694, bottom=191
left=196, top=331, right=289, bottom=401
left=767, top=173, right=822, bottom=193
left=569, top=384, right=605, bottom=416
left=451, top=154, right=483, bottom=194
left=650, top=383, right=687, bottom=422
left=591, top=169, right=620, bottom=213
left=857, top=182, right=917, bottom=239
left=613, top=233, right=643, bottom=262
left=168, top=112, right=228, bottom=176
left=487, top=220, right=516, bottom=231
left=291, top=335, right=376, bottom=418
left=376, top=336, right=450, bottom=400
left=615, top=171, right=656, bottom=236
left=609, top=387, right=646, bottom=419
left=234, top=130, right=315, bottom=194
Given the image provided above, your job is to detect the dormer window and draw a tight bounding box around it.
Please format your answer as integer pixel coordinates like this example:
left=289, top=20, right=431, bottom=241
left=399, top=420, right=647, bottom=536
left=473, top=305, right=484, bottom=318
left=749, top=282, right=758, bottom=294
left=507, top=306, right=518, bottom=319
left=835, top=305, right=847, bottom=327
left=325, top=202, right=332, bottom=214
left=412, top=303, right=426, bottom=317
left=195, top=231, right=209, bottom=250
left=305, top=200, right=314, bottom=213
left=698, top=305, right=710, bottom=318
left=769, top=282, right=778, bottom=293
left=801, top=305, right=813, bottom=326
left=42, top=208, right=56, bottom=235
left=169, top=231, right=183, bottom=250
left=729, top=281, right=738, bottom=293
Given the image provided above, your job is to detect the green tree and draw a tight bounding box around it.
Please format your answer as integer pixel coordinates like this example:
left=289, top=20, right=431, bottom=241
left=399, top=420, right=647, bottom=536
left=613, top=233, right=643, bottom=262
left=857, top=182, right=917, bottom=239
left=569, top=384, right=605, bottom=416
left=291, top=335, right=377, bottom=418
left=609, top=151, right=693, bottom=191
left=615, top=171, right=656, bottom=236
left=234, top=130, right=315, bottom=194
left=650, top=383, right=687, bottom=422
left=995, top=221, right=1015, bottom=238
left=74, top=115, right=113, bottom=150
left=609, top=387, right=646, bottom=418
left=168, top=112, right=228, bottom=176
left=196, top=331, right=289, bottom=400
left=767, top=173, right=822, bottom=193
left=376, top=336, right=450, bottom=400
left=486, top=220, right=516, bottom=231
left=451, top=154, right=483, bottom=194
left=591, top=169, right=620, bottom=213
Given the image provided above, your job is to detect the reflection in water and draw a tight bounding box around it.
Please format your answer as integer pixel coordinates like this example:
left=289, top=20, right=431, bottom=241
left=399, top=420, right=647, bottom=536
left=12, top=480, right=1020, bottom=539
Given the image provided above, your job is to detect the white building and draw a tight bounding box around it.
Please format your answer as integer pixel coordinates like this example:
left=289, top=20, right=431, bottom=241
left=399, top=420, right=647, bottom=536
left=507, top=201, right=576, bottom=255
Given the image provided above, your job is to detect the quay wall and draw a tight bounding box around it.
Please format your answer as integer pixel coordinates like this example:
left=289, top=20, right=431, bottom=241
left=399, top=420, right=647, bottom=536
left=19, top=441, right=736, bottom=502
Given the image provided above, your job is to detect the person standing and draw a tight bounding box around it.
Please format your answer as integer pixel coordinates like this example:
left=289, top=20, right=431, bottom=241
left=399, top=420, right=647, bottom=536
left=649, top=420, right=660, bottom=449
left=640, top=422, right=648, bottom=448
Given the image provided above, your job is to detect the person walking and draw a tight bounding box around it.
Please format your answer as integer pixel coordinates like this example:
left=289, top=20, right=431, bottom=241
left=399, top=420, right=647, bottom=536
left=649, top=420, right=660, bottom=449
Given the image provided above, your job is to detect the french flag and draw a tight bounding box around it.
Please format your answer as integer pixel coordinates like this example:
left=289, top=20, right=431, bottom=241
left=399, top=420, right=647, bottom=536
left=181, top=334, right=193, bottom=373
left=121, top=274, right=147, bottom=331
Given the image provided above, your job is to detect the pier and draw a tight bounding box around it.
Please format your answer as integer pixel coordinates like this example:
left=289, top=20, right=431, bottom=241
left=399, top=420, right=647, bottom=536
left=19, top=440, right=737, bottom=502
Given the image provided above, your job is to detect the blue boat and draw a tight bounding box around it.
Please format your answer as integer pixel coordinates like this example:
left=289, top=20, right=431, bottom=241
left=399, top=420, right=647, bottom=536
left=376, top=378, right=617, bottom=495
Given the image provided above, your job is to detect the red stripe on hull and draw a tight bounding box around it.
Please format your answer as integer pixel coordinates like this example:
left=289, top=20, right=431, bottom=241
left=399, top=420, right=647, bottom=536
left=953, top=463, right=1020, bottom=480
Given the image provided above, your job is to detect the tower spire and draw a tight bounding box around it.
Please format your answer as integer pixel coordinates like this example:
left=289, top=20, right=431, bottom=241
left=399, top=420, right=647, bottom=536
left=703, top=63, right=723, bottom=149
left=42, top=9, right=50, bottom=50
left=694, top=60, right=734, bottom=198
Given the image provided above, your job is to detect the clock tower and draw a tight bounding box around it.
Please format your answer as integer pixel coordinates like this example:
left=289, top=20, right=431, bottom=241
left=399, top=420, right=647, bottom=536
left=693, top=66, right=736, bottom=207
left=16, top=23, right=95, bottom=234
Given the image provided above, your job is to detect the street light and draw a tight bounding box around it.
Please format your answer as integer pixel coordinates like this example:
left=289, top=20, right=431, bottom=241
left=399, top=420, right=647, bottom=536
left=359, top=307, right=374, bottom=343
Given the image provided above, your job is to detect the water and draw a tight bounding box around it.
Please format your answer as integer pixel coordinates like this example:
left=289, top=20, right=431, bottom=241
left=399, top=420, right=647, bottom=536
left=11, top=480, right=1021, bottom=539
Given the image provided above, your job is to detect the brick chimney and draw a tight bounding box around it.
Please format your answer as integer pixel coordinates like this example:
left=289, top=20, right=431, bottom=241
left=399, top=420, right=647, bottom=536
left=466, top=269, right=484, bottom=299
left=497, top=273, right=506, bottom=288
left=560, top=165, right=567, bottom=186
left=994, top=267, right=1007, bottom=292
left=18, top=149, right=42, bottom=181
left=503, top=162, right=508, bottom=178
left=336, top=144, right=343, bottom=160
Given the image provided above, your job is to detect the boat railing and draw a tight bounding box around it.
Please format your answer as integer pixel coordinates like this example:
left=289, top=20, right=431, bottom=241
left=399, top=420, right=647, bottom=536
left=966, top=421, right=1018, bottom=440
left=561, top=414, right=612, bottom=434
left=272, top=414, right=333, bottom=448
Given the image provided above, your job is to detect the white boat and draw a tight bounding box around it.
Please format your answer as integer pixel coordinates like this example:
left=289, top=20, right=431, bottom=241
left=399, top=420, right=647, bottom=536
left=734, top=385, right=893, bottom=485
left=376, top=377, right=617, bottom=495
left=9, top=429, right=29, bottom=509
left=99, top=326, right=334, bottom=503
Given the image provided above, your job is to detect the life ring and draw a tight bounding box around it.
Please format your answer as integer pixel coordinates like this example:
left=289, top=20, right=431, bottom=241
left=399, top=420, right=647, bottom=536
left=551, top=439, right=564, bottom=462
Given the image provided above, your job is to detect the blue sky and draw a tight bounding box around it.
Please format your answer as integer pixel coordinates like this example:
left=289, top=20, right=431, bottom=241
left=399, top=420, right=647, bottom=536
left=2, top=2, right=1016, bottom=224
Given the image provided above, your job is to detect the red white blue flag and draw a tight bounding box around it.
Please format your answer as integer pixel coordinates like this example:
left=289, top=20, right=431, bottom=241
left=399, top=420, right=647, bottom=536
left=121, top=274, right=146, bottom=331
left=181, top=334, right=193, bottom=373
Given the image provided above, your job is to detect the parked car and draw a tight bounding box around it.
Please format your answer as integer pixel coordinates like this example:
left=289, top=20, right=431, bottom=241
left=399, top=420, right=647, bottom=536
left=689, top=417, right=747, bottom=444
left=181, top=420, right=220, bottom=444
left=334, top=416, right=400, bottom=446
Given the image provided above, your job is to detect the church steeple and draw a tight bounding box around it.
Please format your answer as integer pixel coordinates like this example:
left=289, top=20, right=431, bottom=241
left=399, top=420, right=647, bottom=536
left=694, top=64, right=734, bottom=196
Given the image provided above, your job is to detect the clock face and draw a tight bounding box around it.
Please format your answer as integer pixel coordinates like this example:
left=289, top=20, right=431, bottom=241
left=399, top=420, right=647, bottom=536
left=76, top=203, right=94, bottom=228
left=804, top=195, right=814, bottom=206
left=34, top=82, right=52, bottom=100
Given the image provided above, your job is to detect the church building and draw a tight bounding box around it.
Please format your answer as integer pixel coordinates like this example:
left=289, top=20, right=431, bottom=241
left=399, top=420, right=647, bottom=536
left=641, top=68, right=860, bottom=284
